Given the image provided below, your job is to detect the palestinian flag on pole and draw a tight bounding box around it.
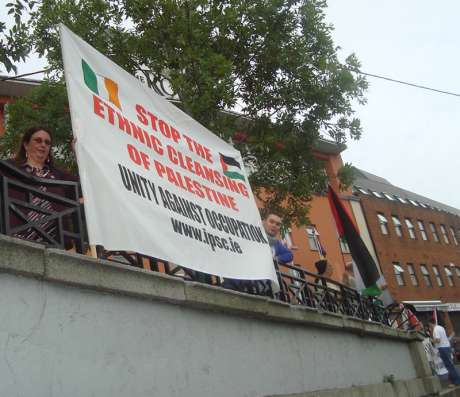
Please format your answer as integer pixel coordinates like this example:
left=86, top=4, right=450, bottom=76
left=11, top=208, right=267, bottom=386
left=327, top=185, right=380, bottom=288
left=81, top=59, right=122, bottom=110
left=220, top=153, right=245, bottom=181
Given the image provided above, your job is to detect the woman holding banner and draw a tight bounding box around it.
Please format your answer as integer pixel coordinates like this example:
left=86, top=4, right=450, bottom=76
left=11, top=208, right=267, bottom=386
left=4, top=126, right=80, bottom=245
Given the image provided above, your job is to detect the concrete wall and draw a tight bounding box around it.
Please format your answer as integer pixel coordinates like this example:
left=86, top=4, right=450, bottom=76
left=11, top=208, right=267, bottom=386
left=0, top=235, right=437, bottom=397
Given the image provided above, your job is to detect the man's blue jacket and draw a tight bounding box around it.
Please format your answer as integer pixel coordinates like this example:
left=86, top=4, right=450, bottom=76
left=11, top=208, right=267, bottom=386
left=273, top=240, right=293, bottom=264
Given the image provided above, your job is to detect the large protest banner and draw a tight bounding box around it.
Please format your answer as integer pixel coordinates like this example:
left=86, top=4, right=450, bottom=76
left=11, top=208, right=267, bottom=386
left=59, top=24, right=277, bottom=284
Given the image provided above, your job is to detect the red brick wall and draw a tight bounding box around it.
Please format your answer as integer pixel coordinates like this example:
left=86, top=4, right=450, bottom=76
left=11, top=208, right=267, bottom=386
left=357, top=194, right=460, bottom=304
left=288, top=152, right=353, bottom=282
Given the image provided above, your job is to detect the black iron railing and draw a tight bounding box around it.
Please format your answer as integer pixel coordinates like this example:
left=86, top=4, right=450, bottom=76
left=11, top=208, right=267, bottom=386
left=0, top=160, right=411, bottom=329
left=0, top=160, right=85, bottom=252
left=275, top=261, right=388, bottom=324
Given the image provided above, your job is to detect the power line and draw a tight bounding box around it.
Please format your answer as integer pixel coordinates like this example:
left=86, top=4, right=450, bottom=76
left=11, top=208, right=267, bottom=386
left=351, top=68, right=460, bottom=98
left=3, top=66, right=460, bottom=99
left=0, top=68, right=52, bottom=82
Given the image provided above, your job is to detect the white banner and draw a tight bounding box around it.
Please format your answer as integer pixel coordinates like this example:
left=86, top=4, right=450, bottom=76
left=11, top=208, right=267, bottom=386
left=59, top=24, right=277, bottom=284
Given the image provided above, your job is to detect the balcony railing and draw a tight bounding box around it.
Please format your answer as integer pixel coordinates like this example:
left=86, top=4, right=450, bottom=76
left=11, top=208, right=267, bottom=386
left=0, top=159, right=411, bottom=329
left=0, top=160, right=84, bottom=252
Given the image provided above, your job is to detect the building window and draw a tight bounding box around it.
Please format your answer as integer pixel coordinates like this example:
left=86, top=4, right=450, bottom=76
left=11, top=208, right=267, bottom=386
left=371, top=191, right=383, bottom=198
left=377, top=213, right=389, bottom=235
left=395, top=196, right=407, bottom=204
left=355, top=186, right=369, bottom=195
left=420, top=265, right=432, bottom=287
left=432, top=265, right=444, bottom=287
left=392, top=216, right=403, bottom=237
left=450, top=227, right=458, bottom=245
left=408, top=199, right=419, bottom=207
left=407, top=263, right=418, bottom=286
left=405, top=218, right=416, bottom=239
left=281, top=226, right=294, bottom=249
left=339, top=236, right=350, bottom=254
left=429, top=223, right=439, bottom=242
left=419, top=202, right=427, bottom=208
left=440, top=224, right=449, bottom=244
left=444, top=267, right=455, bottom=287
left=417, top=220, right=428, bottom=241
left=306, top=226, right=320, bottom=251
left=456, top=267, right=460, bottom=280
left=383, top=193, right=395, bottom=201
left=393, top=263, right=405, bottom=286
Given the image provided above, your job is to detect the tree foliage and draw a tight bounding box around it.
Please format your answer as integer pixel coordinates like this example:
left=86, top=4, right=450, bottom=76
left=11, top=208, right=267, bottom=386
left=0, top=81, right=75, bottom=171
left=3, top=0, right=365, bottom=224
left=0, top=1, right=34, bottom=73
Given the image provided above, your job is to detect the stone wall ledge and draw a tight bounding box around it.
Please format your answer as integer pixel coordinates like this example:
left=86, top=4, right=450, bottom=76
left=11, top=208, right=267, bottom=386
left=267, top=376, right=442, bottom=397
left=0, top=234, right=420, bottom=342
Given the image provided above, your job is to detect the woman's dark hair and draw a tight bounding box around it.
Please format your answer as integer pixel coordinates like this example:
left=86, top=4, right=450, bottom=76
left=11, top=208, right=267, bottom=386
left=14, top=126, right=54, bottom=166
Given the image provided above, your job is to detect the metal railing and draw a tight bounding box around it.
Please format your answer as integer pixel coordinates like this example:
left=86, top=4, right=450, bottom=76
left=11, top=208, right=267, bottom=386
left=0, top=160, right=85, bottom=252
left=0, top=160, right=403, bottom=328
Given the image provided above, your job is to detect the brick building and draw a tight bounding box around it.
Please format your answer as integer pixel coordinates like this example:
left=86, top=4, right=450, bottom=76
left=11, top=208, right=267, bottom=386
left=283, top=140, right=353, bottom=282
left=351, top=169, right=460, bottom=334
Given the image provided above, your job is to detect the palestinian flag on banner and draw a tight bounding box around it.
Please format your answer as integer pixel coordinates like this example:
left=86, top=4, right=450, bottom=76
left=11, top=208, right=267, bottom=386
left=327, top=185, right=380, bottom=288
left=220, top=153, right=245, bottom=181
left=81, top=59, right=122, bottom=110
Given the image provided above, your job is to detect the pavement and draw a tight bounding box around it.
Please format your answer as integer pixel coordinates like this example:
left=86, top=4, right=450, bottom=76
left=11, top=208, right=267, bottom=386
left=438, top=364, right=460, bottom=395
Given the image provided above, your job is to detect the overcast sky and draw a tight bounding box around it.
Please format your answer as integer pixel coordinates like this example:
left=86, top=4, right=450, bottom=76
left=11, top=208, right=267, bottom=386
left=325, top=0, right=460, bottom=209
left=2, top=2, right=459, bottom=209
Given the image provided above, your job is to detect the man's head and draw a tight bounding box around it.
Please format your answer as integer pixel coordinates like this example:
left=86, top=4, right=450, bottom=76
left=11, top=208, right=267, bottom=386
left=263, top=212, right=282, bottom=238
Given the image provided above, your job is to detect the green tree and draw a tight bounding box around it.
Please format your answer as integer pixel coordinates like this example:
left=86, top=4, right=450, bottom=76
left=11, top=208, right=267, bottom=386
left=0, top=81, right=75, bottom=171
left=3, top=0, right=366, bottom=224
left=0, top=1, right=34, bottom=73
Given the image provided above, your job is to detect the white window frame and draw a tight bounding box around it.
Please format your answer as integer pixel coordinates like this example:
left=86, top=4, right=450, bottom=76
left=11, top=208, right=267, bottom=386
left=444, top=267, right=454, bottom=287
left=306, top=226, right=320, bottom=251
left=281, top=227, right=293, bottom=249
left=420, top=265, right=432, bottom=287
left=395, top=196, right=407, bottom=204
left=440, top=224, right=449, bottom=244
left=450, top=227, right=458, bottom=245
left=392, top=216, right=403, bottom=237
left=429, top=223, right=440, bottom=242
left=417, top=220, right=428, bottom=241
left=356, top=186, right=369, bottom=195
left=371, top=191, right=383, bottom=198
left=383, top=193, right=395, bottom=201
left=407, top=263, right=418, bottom=286
left=408, top=199, right=419, bottom=207
left=393, top=263, right=405, bottom=286
left=432, top=265, right=444, bottom=287
left=339, top=236, right=350, bottom=254
left=377, top=213, right=389, bottom=235
left=405, top=218, right=416, bottom=239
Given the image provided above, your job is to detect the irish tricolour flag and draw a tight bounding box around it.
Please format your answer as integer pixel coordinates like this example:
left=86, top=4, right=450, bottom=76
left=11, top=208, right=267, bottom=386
left=220, top=153, right=245, bottom=181
left=81, top=59, right=122, bottom=110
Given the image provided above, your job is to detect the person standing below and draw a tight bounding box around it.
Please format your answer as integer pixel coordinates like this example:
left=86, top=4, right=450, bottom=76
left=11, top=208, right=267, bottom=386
left=429, top=319, right=460, bottom=388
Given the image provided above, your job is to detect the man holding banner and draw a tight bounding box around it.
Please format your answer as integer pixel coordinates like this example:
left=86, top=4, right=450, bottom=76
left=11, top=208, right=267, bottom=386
left=223, top=211, right=293, bottom=294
